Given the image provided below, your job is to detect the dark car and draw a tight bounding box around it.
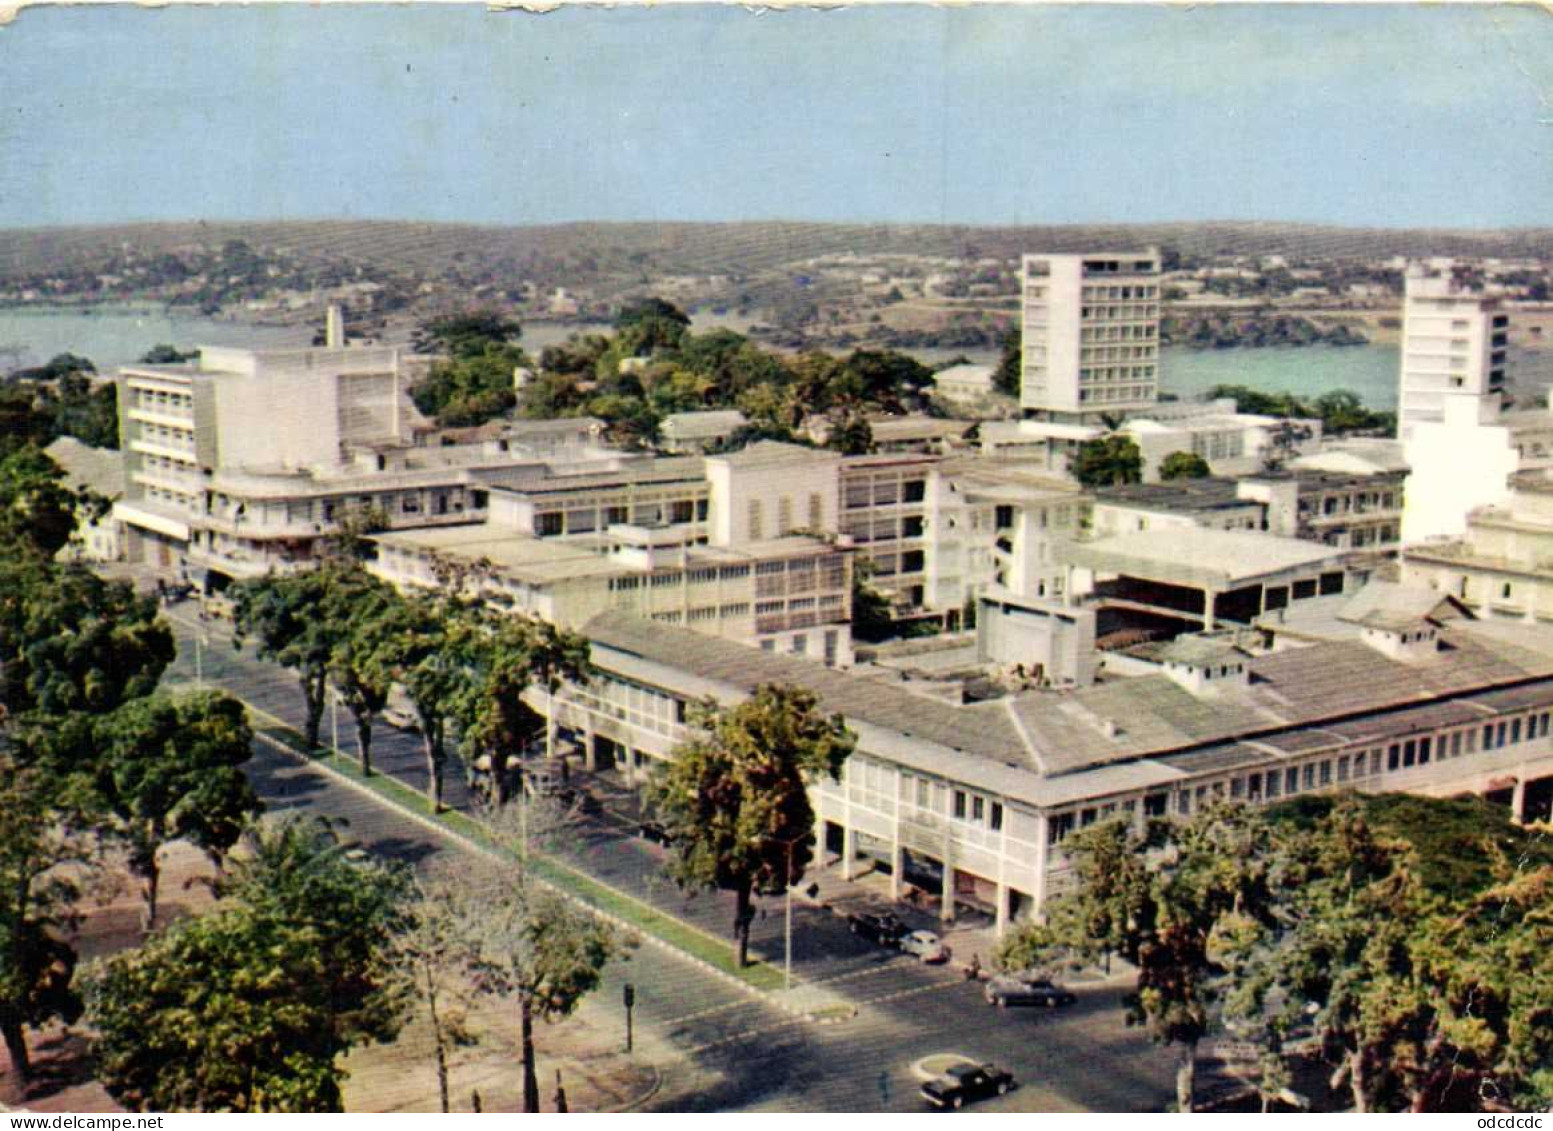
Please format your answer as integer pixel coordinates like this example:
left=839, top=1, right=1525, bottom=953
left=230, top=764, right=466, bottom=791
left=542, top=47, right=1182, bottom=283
left=984, top=976, right=1077, bottom=1009
left=847, top=911, right=907, bottom=947
left=921, top=1063, right=1015, bottom=1109
left=638, top=819, right=674, bottom=846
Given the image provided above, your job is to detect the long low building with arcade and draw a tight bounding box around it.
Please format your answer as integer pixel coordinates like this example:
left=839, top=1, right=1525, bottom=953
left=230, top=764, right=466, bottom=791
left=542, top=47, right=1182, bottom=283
left=531, top=595, right=1553, bottom=935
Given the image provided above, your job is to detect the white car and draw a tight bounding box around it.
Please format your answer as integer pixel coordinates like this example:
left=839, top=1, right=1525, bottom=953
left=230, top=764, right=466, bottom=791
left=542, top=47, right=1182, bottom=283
left=898, top=929, right=950, bottom=964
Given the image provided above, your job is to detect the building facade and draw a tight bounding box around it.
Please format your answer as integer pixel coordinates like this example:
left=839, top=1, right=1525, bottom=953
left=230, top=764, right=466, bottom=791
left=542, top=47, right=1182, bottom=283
left=1397, top=265, right=1509, bottom=441
left=1019, top=250, right=1162, bottom=420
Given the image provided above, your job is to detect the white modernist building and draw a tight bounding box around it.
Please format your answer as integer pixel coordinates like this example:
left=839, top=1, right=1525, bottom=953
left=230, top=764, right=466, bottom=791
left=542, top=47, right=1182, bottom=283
left=1397, top=265, right=1509, bottom=441
left=1019, top=250, right=1162, bottom=420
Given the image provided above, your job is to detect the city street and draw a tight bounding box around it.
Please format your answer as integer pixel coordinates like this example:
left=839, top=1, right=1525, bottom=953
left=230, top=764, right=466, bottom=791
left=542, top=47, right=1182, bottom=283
left=161, top=608, right=1177, bottom=1112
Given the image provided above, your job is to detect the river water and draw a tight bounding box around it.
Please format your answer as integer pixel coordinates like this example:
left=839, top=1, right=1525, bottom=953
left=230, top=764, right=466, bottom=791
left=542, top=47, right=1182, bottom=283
left=0, top=304, right=1401, bottom=410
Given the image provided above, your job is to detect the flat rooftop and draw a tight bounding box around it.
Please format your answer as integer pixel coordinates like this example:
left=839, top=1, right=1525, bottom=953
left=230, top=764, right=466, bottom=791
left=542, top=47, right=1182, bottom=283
left=1066, top=527, right=1346, bottom=588
left=1093, top=477, right=1254, bottom=514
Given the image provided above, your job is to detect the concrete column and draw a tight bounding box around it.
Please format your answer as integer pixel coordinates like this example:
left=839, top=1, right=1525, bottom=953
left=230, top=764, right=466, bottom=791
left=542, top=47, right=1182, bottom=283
left=1203, top=588, right=1218, bottom=632
left=841, top=827, right=860, bottom=881
left=1033, top=814, right=1050, bottom=923
left=1511, top=772, right=1527, bottom=825
left=583, top=728, right=599, bottom=772
left=940, top=866, right=955, bottom=923
left=889, top=824, right=904, bottom=900
left=995, top=882, right=1009, bottom=936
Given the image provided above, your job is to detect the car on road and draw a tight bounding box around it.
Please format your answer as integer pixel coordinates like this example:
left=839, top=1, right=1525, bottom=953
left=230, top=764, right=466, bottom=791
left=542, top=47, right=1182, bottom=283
left=847, top=911, right=907, bottom=947
left=383, top=705, right=419, bottom=732
left=920, top=1063, right=1015, bottom=1109
left=637, top=819, right=674, bottom=845
left=898, top=929, right=950, bottom=964
left=984, top=975, right=1077, bottom=1009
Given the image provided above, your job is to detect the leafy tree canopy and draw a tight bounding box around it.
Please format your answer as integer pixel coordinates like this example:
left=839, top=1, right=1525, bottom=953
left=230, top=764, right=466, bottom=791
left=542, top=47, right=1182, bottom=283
left=1071, top=434, right=1144, bottom=489
left=649, top=684, right=854, bottom=966
left=1158, top=451, right=1211, bottom=481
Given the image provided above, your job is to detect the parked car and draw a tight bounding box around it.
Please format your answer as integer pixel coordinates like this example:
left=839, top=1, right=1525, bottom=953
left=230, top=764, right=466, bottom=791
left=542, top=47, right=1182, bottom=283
left=984, top=976, right=1077, bottom=1009
left=638, top=819, right=674, bottom=846
left=920, top=1063, right=1015, bottom=1109
left=383, top=706, right=419, bottom=732
left=847, top=911, right=907, bottom=947
left=898, top=929, right=950, bottom=964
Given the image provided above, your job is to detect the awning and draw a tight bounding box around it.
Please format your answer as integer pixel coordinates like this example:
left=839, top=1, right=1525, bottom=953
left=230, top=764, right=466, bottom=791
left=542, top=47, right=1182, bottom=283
left=112, top=501, right=191, bottom=542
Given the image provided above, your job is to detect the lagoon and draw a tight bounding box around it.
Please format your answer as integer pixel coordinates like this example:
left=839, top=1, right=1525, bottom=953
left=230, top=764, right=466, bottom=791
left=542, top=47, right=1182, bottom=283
left=0, top=303, right=1403, bottom=413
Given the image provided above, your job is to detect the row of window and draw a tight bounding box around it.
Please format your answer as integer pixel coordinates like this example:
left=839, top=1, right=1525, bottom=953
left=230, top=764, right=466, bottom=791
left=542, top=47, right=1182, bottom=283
left=1081, top=284, right=1160, bottom=301
left=1078, top=385, right=1155, bottom=404
left=1046, top=707, right=1552, bottom=844
left=748, top=493, right=825, bottom=540
left=1079, top=305, right=1159, bottom=322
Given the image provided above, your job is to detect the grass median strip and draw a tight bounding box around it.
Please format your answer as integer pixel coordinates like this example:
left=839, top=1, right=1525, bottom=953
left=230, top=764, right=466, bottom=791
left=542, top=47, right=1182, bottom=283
left=245, top=707, right=787, bottom=993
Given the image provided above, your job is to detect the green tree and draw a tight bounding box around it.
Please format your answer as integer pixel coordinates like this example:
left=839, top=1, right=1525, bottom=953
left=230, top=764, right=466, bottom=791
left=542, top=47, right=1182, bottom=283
left=850, top=559, right=896, bottom=643
left=613, top=297, right=691, bottom=357
left=91, top=690, right=261, bottom=927
left=452, top=613, right=589, bottom=804
left=0, top=760, right=87, bottom=1081
left=88, top=817, right=411, bottom=1112
left=412, top=310, right=522, bottom=358
left=376, top=587, right=479, bottom=811
left=991, top=327, right=1021, bottom=397
left=410, top=343, right=524, bottom=428
left=998, top=804, right=1276, bottom=1111
left=824, top=405, right=874, bottom=456
left=0, top=445, right=94, bottom=558
left=1070, top=434, right=1144, bottom=489
left=0, top=560, right=172, bottom=726
left=232, top=569, right=345, bottom=749
left=648, top=685, right=855, bottom=967
left=1262, top=795, right=1553, bottom=1112
left=1158, top=451, right=1211, bottom=481
left=137, top=344, right=199, bottom=365
left=323, top=573, right=400, bottom=777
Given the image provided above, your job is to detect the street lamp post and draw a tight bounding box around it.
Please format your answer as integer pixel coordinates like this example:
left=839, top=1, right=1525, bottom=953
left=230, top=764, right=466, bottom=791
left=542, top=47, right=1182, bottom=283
left=784, top=837, right=795, bottom=993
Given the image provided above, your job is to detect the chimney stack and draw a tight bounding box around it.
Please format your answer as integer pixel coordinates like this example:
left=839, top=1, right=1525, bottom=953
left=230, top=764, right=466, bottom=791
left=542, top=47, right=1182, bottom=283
left=326, top=303, right=345, bottom=349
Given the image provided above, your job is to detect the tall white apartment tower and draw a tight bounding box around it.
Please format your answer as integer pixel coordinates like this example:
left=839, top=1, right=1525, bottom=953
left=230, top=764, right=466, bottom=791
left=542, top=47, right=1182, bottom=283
left=1397, top=263, right=1509, bottom=441
left=1020, top=249, right=1162, bottom=421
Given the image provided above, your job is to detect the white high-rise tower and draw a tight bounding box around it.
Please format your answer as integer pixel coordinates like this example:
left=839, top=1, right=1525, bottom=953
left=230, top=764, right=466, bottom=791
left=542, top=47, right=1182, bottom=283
left=1019, top=249, right=1162, bottom=421
left=1397, top=263, right=1509, bottom=441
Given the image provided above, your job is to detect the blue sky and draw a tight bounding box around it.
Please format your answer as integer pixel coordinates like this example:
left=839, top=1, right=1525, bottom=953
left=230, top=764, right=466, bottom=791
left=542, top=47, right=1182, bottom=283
left=1, top=3, right=1550, bottom=229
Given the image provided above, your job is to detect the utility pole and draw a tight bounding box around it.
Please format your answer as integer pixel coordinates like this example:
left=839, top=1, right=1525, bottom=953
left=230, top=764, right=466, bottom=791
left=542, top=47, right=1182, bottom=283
left=785, top=838, right=795, bottom=992
left=623, top=982, right=635, bottom=1053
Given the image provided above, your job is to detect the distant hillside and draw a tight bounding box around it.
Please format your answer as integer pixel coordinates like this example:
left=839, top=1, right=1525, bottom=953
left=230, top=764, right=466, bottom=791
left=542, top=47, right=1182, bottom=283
left=2, top=219, right=1550, bottom=282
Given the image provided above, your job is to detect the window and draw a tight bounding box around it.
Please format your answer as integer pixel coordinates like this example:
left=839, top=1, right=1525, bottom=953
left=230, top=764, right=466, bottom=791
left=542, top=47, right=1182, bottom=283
left=972, top=796, right=985, bottom=822
left=1286, top=767, right=1299, bottom=794
left=1178, top=791, right=1192, bottom=816
left=954, top=791, right=967, bottom=819
left=1319, top=761, right=1332, bottom=786
left=537, top=512, right=563, bottom=536
left=1419, top=736, right=1431, bottom=764
left=990, top=803, right=1003, bottom=832
left=1302, top=764, right=1315, bottom=791
left=778, top=496, right=793, bottom=535
left=1403, top=740, right=1416, bottom=768
left=789, top=634, right=807, bottom=655
left=1337, top=755, right=1350, bottom=782
left=1388, top=743, right=1401, bottom=771
left=748, top=499, right=763, bottom=540
left=1049, top=813, right=1075, bottom=843
left=1266, top=770, right=1281, bottom=799
left=1511, top=718, right=1522, bottom=744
